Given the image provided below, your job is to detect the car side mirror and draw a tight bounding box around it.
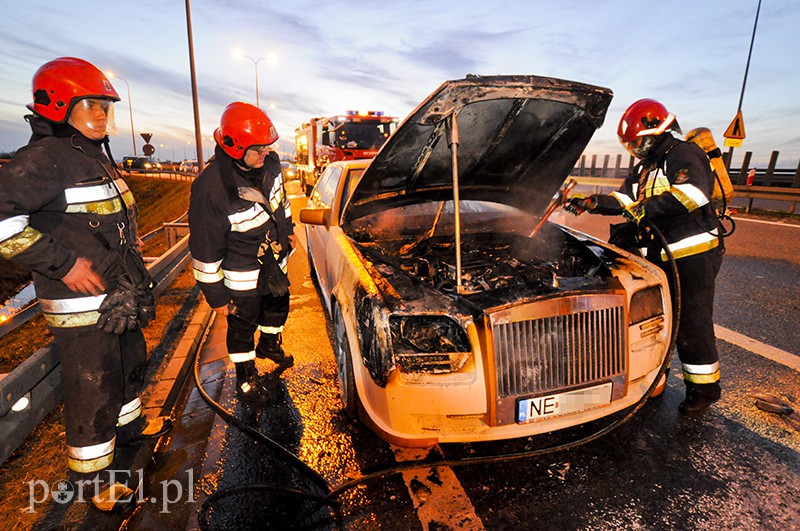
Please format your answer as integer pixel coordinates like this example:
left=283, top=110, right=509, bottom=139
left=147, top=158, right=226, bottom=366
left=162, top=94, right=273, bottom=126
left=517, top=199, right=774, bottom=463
left=299, top=207, right=331, bottom=226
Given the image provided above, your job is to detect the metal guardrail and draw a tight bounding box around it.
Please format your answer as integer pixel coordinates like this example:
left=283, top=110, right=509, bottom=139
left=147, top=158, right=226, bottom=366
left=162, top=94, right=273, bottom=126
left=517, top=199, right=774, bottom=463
left=568, top=176, right=800, bottom=214
left=0, top=229, right=191, bottom=464
left=573, top=152, right=800, bottom=188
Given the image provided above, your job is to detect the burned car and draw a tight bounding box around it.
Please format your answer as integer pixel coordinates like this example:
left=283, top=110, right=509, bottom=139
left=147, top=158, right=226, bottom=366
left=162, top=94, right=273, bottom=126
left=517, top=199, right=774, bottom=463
left=300, top=75, right=672, bottom=446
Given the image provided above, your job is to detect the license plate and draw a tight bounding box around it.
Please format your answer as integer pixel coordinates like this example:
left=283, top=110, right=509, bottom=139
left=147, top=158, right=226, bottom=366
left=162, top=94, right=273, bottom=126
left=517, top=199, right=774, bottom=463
left=517, top=382, right=613, bottom=423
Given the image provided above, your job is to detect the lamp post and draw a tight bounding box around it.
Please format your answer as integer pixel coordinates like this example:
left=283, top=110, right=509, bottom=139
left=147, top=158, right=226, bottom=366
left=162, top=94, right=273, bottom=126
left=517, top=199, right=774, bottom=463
left=726, top=0, right=762, bottom=166
left=234, top=49, right=270, bottom=107
left=185, top=0, right=204, bottom=167
left=106, top=72, right=137, bottom=156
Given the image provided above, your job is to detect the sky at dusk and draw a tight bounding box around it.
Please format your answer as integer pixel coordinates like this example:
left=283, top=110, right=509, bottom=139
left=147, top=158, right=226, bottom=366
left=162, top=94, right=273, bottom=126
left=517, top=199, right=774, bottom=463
left=1, top=0, right=798, bottom=167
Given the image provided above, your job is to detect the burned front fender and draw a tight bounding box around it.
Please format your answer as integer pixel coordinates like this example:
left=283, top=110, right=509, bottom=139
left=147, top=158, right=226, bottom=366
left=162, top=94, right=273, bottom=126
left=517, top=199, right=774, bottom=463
left=334, top=238, right=476, bottom=387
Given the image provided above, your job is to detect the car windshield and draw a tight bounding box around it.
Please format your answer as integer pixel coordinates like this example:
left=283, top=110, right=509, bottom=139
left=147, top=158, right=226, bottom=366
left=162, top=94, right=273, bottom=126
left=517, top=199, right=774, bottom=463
left=349, top=200, right=538, bottom=241
left=330, top=121, right=395, bottom=150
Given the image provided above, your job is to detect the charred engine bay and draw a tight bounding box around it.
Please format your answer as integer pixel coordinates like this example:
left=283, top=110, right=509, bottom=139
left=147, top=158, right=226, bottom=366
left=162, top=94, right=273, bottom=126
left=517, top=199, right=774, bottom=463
left=357, top=227, right=612, bottom=305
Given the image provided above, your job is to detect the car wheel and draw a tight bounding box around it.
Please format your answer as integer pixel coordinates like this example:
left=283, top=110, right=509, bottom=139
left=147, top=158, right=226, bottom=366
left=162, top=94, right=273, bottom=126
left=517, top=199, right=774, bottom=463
left=334, top=303, right=359, bottom=419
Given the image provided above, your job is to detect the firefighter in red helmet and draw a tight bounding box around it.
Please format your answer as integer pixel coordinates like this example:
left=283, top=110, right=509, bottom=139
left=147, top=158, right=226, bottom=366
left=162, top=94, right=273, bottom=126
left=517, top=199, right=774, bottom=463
left=0, top=57, right=171, bottom=509
left=566, top=98, right=724, bottom=414
left=189, top=102, right=295, bottom=405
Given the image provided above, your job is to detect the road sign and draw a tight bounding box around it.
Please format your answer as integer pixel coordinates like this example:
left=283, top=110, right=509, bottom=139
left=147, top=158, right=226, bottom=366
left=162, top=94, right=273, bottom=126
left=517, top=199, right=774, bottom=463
left=140, top=132, right=153, bottom=144
left=142, top=144, right=155, bottom=156
left=724, top=111, right=745, bottom=140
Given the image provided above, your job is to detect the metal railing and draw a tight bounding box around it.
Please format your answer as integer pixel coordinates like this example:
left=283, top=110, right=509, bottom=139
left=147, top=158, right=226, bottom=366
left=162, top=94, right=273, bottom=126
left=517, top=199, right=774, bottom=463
left=573, top=151, right=800, bottom=188
left=0, top=227, right=191, bottom=464
left=571, top=157, right=800, bottom=215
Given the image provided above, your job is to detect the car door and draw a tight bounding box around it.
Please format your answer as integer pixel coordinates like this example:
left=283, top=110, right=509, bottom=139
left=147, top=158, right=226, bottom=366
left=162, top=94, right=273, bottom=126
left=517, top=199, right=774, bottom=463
left=306, top=164, right=343, bottom=308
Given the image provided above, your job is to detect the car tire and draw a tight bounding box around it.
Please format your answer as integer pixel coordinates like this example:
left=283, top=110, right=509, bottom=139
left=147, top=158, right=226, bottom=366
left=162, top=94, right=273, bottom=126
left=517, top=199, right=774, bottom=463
left=334, top=302, right=359, bottom=420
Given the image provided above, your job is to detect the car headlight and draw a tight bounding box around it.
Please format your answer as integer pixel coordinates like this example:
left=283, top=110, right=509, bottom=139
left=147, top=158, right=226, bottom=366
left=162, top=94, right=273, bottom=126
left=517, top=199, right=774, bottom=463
left=390, top=315, right=471, bottom=373
left=629, top=286, right=664, bottom=325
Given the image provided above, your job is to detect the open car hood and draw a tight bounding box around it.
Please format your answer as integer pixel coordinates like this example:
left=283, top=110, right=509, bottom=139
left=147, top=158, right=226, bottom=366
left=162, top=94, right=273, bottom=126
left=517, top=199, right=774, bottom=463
left=342, top=74, right=613, bottom=225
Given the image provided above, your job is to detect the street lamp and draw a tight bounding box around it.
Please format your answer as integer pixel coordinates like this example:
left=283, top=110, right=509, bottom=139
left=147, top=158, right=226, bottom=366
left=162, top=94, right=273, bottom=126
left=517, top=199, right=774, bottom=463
left=106, top=72, right=137, bottom=157
left=234, top=49, right=273, bottom=107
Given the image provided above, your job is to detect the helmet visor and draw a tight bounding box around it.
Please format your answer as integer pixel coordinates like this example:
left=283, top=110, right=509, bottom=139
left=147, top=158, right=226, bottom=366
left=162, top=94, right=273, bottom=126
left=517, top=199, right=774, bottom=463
left=623, top=136, right=655, bottom=159
left=68, top=98, right=117, bottom=139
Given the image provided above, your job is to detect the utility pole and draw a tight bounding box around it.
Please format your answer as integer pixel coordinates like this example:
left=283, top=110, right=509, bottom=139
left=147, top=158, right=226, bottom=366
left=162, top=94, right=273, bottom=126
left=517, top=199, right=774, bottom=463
left=725, top=0, right=761, bottom=167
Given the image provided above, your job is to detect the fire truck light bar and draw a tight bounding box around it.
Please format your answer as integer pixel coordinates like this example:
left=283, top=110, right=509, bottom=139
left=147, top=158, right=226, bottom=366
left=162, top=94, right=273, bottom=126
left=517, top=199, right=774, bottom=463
left=346, top=110, right=385, bottom=117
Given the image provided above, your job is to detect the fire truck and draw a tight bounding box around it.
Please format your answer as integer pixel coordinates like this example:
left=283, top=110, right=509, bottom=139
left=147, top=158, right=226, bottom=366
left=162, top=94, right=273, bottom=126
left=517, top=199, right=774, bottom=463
left=295, top=110, right=398, bottom=195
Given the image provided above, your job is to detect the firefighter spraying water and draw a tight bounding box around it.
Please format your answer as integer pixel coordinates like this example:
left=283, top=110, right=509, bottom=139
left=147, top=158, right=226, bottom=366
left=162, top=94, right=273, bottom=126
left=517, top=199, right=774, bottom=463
left=565, top=98, right=725, bottom=415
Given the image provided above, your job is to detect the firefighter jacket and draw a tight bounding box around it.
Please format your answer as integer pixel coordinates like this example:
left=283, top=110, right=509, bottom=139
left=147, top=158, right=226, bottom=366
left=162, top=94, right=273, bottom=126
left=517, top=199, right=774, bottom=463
left=591, top=134, right=721, bottom=261
left=189, top=146, right=293, bottom=309
left=0, top=119, right=149, bottom=473
left=0, top=119, right=143, bottom=328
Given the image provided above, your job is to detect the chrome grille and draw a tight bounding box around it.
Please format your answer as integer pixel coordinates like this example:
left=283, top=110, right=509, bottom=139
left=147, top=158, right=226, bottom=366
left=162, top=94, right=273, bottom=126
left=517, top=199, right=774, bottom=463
left=490, top=295, right=626, bottom=399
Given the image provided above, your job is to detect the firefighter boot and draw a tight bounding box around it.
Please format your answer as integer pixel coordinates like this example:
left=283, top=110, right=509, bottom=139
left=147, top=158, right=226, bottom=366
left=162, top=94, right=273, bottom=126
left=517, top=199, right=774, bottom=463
left=117, top=415, right=173, bottom=445
left=678, top=381, right=721, bottom=414
left=235, top=361, right=269, bottom=404
left=68, top=469, right=136, bottom=512
left=256, top=333, right=294, bottom=367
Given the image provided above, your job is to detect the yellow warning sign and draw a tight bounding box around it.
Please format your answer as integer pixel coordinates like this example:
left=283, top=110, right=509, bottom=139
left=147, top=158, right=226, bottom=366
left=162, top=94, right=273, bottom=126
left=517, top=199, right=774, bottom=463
left=724, top=111, right=745, bottom=140
left=724, top=137, right=743, bottom=148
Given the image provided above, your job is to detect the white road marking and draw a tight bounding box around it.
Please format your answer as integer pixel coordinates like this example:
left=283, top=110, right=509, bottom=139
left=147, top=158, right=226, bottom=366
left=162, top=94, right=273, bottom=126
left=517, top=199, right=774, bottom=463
left=393, top=445, right=485, bottom=530
left=730, top=216, right=800, bottom=228
left=715, top=325, right=800, bottom=372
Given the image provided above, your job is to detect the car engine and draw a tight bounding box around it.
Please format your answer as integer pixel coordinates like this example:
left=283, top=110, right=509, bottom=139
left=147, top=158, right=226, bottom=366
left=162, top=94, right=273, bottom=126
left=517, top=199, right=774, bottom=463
left=373, top=231, right=606, bottom=296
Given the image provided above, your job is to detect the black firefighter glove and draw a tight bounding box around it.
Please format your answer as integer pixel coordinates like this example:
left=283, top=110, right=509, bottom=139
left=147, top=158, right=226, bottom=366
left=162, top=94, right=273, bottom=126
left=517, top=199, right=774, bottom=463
left=257, top=242, right=291, bottom=297
left=97, top=275, right=140, bottom=334
left=564, top=195, right=597, bottom=215
left=123, top=247, right=156, bottom=327
left=137, top=284, right=156, bottom=328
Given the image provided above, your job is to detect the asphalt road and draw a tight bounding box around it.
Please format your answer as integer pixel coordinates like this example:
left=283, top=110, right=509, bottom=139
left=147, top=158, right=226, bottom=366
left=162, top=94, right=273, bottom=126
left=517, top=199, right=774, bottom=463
left=133, top=192, right=800, bottom=530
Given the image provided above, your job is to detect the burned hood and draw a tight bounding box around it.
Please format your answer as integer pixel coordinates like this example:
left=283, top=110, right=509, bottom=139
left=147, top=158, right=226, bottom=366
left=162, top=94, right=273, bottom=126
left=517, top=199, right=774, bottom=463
left=342, top=74, right=612, bottom=225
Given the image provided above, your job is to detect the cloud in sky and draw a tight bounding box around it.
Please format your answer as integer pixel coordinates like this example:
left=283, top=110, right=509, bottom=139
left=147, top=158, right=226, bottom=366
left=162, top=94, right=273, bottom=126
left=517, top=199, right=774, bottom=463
left=0, top=0, right=798, bottom=167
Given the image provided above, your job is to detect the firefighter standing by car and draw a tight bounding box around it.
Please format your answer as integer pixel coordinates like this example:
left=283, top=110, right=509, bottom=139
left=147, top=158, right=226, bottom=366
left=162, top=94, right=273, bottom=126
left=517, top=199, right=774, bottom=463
left=0, top=57, right=171, bottom=510
left=566, top=98, right=724, bottom=414
left=189, top=102, right=295, bottom=405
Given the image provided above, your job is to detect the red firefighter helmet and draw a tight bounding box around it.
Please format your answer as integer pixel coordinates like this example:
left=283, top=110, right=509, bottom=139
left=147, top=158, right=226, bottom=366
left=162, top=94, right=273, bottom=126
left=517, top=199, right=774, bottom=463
left=214, top=102, right=279, bottom=159
left=617, top=99, right=681, bottom=159
left=27, top=57, right=120, bottom=123
left=617, top=98, right=680, bottom=142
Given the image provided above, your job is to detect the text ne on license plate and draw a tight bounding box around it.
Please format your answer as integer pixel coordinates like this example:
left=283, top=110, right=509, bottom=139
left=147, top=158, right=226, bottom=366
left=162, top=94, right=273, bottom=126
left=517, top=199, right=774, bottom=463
left=517, top=382, right=612, bottom=423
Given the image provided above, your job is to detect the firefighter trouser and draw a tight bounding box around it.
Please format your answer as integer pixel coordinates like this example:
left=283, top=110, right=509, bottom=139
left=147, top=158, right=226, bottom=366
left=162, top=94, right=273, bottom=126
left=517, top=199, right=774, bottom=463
left=53, top=326, right=147, bottom=473
left=226, top=292, right=290, bottom=363
left=659, top=246, right=724, bottom=385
